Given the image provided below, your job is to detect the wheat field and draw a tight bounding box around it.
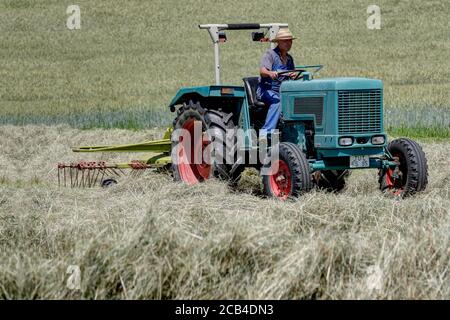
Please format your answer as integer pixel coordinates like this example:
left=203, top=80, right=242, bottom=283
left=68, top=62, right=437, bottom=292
left=0, top=126, right=448, bottom=299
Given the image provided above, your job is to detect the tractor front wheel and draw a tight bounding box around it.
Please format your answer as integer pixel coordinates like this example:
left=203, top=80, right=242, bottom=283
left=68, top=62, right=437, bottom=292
left=379, top=138, right=428, bottom=197
left=262, top=142, right=312, bottom=199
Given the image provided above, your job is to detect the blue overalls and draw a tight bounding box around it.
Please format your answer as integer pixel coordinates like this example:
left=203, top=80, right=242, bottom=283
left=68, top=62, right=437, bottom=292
left=256, top=47, right=295, bottom=134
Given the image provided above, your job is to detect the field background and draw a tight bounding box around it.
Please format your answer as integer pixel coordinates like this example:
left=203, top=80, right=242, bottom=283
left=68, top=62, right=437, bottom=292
left=0, top=0, right=449, bottom=299
left=0, top=0, right=449, bottom=136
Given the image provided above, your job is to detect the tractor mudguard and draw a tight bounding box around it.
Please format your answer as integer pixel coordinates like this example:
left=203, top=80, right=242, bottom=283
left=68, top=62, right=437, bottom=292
left=168, top=85, right=246, bottom=111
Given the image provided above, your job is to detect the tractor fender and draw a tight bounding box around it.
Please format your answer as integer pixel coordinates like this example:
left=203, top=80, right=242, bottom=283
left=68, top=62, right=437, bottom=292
left=168, top=85, right=246, bottom=112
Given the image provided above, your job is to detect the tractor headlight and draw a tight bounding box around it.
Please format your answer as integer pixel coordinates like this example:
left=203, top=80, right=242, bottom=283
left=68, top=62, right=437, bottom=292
left=371, top=135, right=385, bottom=145
left=338, top=137, right=353, bottom=146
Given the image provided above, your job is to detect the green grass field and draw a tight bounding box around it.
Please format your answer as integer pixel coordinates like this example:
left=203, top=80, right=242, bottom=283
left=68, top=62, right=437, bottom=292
left=0, top=0, right=449, bottom=136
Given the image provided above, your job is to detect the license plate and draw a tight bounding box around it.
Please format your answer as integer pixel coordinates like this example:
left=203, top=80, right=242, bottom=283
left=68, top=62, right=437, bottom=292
left=349, top=155, right=370, bottom=168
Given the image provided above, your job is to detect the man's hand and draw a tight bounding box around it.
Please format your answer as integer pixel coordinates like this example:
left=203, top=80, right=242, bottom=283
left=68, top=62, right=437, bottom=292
left=288, top=72, right=297, bottom=79
left=268, top=71, right=278, bottom=80
left=260, top=67, right=278, bottom=80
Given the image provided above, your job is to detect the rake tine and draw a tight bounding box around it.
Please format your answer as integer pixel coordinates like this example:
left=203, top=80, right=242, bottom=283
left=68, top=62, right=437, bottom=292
left=91, top=169, right=97, bottom=187
left=118, top=168, right=126, bottom=176
left=90, top=169, right=95, bottom=187
left=75, top=167, right=79, bottom=188
left=86, top=170, right=90, bottom=188
left=92, top=169, right=97, bottom=187
left=93, top=169, right=101, bottom=186
left=87, top=169, right=91, bottom=188
left=64, top=167, right=67, bottom=187
left=58, top=167, right=60, bottom=187
left=91, top=169, right=98, bottom=186
left=110, top=168, right=121, bottom=177
left=104, top=168, right=114, bottom=176
left=84, top=170, right=88, bottom=188
left=100, top=169, right=106, bottom=186
left=70, top=167, right=73, bottom=188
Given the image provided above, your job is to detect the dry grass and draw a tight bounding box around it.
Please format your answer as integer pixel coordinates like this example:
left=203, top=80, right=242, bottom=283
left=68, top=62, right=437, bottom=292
left=0, top=126, right=448, bottom=299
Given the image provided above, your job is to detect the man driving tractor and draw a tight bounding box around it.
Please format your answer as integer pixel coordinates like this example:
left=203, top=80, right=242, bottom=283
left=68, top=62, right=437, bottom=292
left=257, top=28, right=297, bottom=134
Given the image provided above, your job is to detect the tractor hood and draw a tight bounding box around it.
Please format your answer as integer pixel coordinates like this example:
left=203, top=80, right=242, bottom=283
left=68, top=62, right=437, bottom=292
left=281, top=77, right=383, bottom=92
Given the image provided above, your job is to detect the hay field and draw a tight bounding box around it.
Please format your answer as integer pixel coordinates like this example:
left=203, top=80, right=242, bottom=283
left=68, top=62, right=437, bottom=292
left=0, top=126, right=449, bottom=299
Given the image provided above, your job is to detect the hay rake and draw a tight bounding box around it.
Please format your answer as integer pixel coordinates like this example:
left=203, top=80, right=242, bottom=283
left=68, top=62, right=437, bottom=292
left=58, top=129, right=172, bottom=188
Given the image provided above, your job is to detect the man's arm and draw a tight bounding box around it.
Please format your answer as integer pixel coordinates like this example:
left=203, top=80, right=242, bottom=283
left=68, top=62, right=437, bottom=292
left=260, top=67, right=278, bottom=80
left=260, top=51, right=278, bottom=80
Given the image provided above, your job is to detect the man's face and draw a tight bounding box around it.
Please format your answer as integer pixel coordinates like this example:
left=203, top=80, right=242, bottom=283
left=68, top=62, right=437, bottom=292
left=278, top=39, right=293, bottom=51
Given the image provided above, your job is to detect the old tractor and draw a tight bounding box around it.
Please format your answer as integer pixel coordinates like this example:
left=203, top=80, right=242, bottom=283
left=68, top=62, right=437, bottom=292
left=59, top=23, right=428, bottom=199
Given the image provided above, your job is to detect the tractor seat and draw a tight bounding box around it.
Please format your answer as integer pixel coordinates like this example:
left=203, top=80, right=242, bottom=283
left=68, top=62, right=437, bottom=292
left=243, top=77, right=266, bottom=110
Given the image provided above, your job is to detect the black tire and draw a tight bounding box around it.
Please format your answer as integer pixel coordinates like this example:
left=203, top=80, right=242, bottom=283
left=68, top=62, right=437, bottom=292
left=101, top=178, right=118, bottom=188
left=379, top=138, right=428, bottom=197
left=204, top=109, right=243, bottom=186
left=314, top=170, right=349, bottom=192
left=262, top=142, right=313, bottom=199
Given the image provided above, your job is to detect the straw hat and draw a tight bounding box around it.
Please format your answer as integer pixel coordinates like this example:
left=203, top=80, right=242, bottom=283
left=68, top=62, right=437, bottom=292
left=271, top=28, right=297, bottom=42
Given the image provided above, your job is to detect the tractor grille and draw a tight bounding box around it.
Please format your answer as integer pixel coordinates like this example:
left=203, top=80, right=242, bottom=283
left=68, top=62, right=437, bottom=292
left=338, top=89, right=382, bottom=134
left=293, top=97, right=324, bottom=125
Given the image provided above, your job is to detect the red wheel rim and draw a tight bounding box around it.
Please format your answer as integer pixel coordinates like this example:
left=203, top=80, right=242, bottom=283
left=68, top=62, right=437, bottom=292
left=384, top=153, right=406, bottom=196
left=177, top=119, right=212, bottom=185
left=268, top=159, right=292, bottom=199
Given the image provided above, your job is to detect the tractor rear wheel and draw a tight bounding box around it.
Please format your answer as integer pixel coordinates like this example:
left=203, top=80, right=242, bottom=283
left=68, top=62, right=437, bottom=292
left=171, top=101, right=212, bottom=184
left=314, top=170, right=349, bottom=192
left=171, top=101, right=243, bottom=185
left=262, top=142, right=312, bottom=199
left=379, top=138, right=428, bottom=197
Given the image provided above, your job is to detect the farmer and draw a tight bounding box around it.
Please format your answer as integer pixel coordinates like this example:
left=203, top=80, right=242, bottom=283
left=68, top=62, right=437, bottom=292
left=257, top=28, right=297, bottom=135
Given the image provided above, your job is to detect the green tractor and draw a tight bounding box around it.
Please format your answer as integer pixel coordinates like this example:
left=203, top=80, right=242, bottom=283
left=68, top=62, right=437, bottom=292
left=62, top=23, right=428, bottom=199
left=168, top=23, right=428, bottom=198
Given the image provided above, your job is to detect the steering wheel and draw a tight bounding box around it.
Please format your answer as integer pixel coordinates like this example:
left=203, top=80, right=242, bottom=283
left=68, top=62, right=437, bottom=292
left=277, top=69, right=306, bottom=81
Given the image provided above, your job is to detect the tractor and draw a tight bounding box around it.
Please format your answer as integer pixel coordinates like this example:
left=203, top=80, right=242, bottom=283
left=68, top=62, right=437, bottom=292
left=60, top=23, right=428, bottom=199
